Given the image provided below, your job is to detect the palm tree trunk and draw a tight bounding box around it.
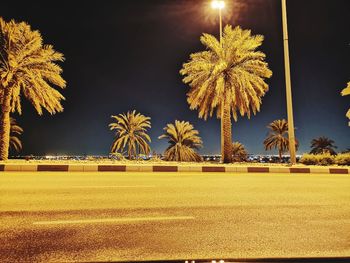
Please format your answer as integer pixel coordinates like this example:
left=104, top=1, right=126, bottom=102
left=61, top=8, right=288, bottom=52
left=221, top=96, right=233, bottom=163
left=128, top=142, right=131, bottom=160
left=279, top=149, right=282, bottom=163
left=0, top=89, right=11, bottom=161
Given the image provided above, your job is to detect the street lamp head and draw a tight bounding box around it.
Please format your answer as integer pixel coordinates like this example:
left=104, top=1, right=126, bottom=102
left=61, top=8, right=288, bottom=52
left=211, top=0, right=225, bottom=10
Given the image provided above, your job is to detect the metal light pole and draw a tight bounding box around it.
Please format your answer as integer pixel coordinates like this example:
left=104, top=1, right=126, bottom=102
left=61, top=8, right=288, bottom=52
left=211, top=0, right=227, bottom=162
left=281, top=0, right=297, bottom=164
left=211, top=0, right=225, bottom=45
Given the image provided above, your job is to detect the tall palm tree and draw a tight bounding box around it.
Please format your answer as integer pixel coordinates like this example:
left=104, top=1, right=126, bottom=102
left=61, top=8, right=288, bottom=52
left=180, top=25, right=272, bottom=163
left=0, top=18, right=66, bottom=160
left=341, top=82, right=350, bottom=119
left=109, top=110, right=151, bottom=159
left=310, top=136, right=337, bottom=155
left=232, top=141, right=248, bottom=162
left=158, top=120, right=202, bottom=162
left=9, top=117, right=23, bottom=153
left=263, top=119, right=298, bottom=162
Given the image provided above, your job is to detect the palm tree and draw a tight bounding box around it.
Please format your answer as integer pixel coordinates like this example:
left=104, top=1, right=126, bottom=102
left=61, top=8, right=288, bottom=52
left=0, top=18, right=66, bottom=160
left=9, top=117, right=23, bottom=153
left=109, top=110, right=151, bottom=159
left=310, top=136, right=337, bottom=155
left=341, top=148, right=350, bottom=154
left=180, top=25, right=272, bottom=163
left=158, top=120, right=202, bottom=162
left=341, top=82, right=350, bottom=119
left=263, top=119, right=298, bottom=162
left=232, top=141, right=248, bottom=162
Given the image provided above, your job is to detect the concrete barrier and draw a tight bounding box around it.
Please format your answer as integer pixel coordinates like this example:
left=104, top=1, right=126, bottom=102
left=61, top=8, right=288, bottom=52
left=202, top=166, right=225, bottom=172
left=0, top=163, right=348, bottom=174
left=4, top=164, right=21, bottom=171
left=83, top=165, right=98, bottom=172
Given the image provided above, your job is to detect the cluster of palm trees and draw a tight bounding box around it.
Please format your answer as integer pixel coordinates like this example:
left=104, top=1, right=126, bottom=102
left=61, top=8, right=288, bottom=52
left=108, top=112, right=341, bottom=163
left=0, top=17, right=348, bottom=162
left=263, top=119, right=339, bottom=160
left=109, top=110, right=203, bottom=162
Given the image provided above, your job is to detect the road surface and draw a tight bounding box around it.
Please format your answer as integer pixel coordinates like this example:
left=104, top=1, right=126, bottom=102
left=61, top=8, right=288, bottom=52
left=0, top=172, right=349, bottom=262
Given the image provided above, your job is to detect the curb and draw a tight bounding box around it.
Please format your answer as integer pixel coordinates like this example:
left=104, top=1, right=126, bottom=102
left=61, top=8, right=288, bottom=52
left=0, top=164, right=349, bottom=174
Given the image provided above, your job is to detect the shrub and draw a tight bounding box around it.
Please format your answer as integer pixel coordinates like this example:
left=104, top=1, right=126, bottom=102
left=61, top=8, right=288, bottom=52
left=299, top=154, right=318, bottom=165
left=335, top=153, right=350, bottom=166
left=109, top=152, right=125, bottom=161
left=232, top=142, right=248, bottom=162
left=300, top=153, right=335, bottom=166
left=317, top=153, right=335, bottom=166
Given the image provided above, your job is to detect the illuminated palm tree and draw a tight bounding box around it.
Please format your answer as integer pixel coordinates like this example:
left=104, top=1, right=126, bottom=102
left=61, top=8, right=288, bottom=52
left=0, top=18, right=66, bottom=160
left=310, top=136, right=337, bottom=155
left=232, top=141, right=248, bottom=162
left=264, top=119, right=298, bottom=162
left=9, top=117, right=23, bottom=153
left=109, top=110, right=151, bottom=159
left=341, top=82, right=350, bottom=119
left=159, top=120, right=202, bottom=162
left=180, top=25, right=272, bottom=163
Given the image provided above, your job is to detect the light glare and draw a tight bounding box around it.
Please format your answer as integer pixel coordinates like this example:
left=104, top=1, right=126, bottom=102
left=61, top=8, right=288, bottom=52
left=211, top=0, right=225, bottom=10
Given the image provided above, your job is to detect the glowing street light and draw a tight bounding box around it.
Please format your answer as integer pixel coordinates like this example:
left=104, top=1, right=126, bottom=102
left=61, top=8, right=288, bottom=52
left=211, top=0, right=225, bottom=45
left=211, top=0, right=225, bottom=9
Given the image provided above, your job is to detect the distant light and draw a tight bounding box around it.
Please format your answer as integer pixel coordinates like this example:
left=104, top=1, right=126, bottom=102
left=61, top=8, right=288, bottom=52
left=211, top=0, right=225, bottom=10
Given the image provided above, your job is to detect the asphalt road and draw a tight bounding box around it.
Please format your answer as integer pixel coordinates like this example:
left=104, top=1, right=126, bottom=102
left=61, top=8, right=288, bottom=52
left=0, top=172, right=349, bottom=262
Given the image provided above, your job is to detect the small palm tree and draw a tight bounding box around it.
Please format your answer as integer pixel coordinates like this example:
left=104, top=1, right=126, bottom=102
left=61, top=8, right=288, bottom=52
left=0, top=18, right=66, bottom=160
left=158, top=120, right=202, bottom=162
left=310, top=136, right=337, bottom=155
left=180, top=25, right=272, bottom=163
left=232, top=141, right=248, bottom=162
left=109, top=110, right=151, bottom=159
left=9, top=118, right=23, bottom=153
left=341, top=82, right=350, bottom=119
left=263, top=119, right=298, bottom=162
left=341, top=148, right=350, bottom=154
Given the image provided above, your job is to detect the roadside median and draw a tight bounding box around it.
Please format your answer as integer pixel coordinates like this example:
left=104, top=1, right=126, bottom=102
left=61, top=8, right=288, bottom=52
left=0, top=163, right=349, bottom=174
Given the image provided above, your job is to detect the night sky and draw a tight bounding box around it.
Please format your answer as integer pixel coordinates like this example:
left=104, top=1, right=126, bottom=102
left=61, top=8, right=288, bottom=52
left=2, top=0, right=349, bottom=156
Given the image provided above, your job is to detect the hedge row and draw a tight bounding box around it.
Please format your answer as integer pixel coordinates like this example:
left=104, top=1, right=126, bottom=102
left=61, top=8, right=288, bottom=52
left=300, top=153, right=350, bottom=166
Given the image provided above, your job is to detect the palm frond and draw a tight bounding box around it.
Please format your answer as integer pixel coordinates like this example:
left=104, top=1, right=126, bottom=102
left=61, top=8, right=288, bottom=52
left=263, top=119, right=298, bottom=155
left=9, top=117, right=23, bottom=153
left=232, top=141, right=248, bottom=162
left=109, top=110, right=151, bottom=158
left=180, top=25, right=272, bottom=121
left=159, top=120, right=202, bottom=162
left=310, top=136, right=337, bottom=155
left=0, top=17, right=66, bottom=116
left=341, top=82, right=350, bottom=119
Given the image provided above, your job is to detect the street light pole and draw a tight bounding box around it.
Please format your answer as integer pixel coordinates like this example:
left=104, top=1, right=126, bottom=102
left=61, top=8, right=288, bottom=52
left=212, top=1, right=225, bottom=46
left=281, top=0, right=297, bottom=164
left=212, top=0, right=227, bottom=162
left=219, top=7, right=223, bottom=46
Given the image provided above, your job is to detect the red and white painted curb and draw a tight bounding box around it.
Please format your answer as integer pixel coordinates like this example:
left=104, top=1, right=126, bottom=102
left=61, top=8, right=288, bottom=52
left=0, top=164, right=349, bottom=174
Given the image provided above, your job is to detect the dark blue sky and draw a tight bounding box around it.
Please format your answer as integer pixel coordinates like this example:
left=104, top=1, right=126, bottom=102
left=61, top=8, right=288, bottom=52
left=2, top=0, right=349, bottom=156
